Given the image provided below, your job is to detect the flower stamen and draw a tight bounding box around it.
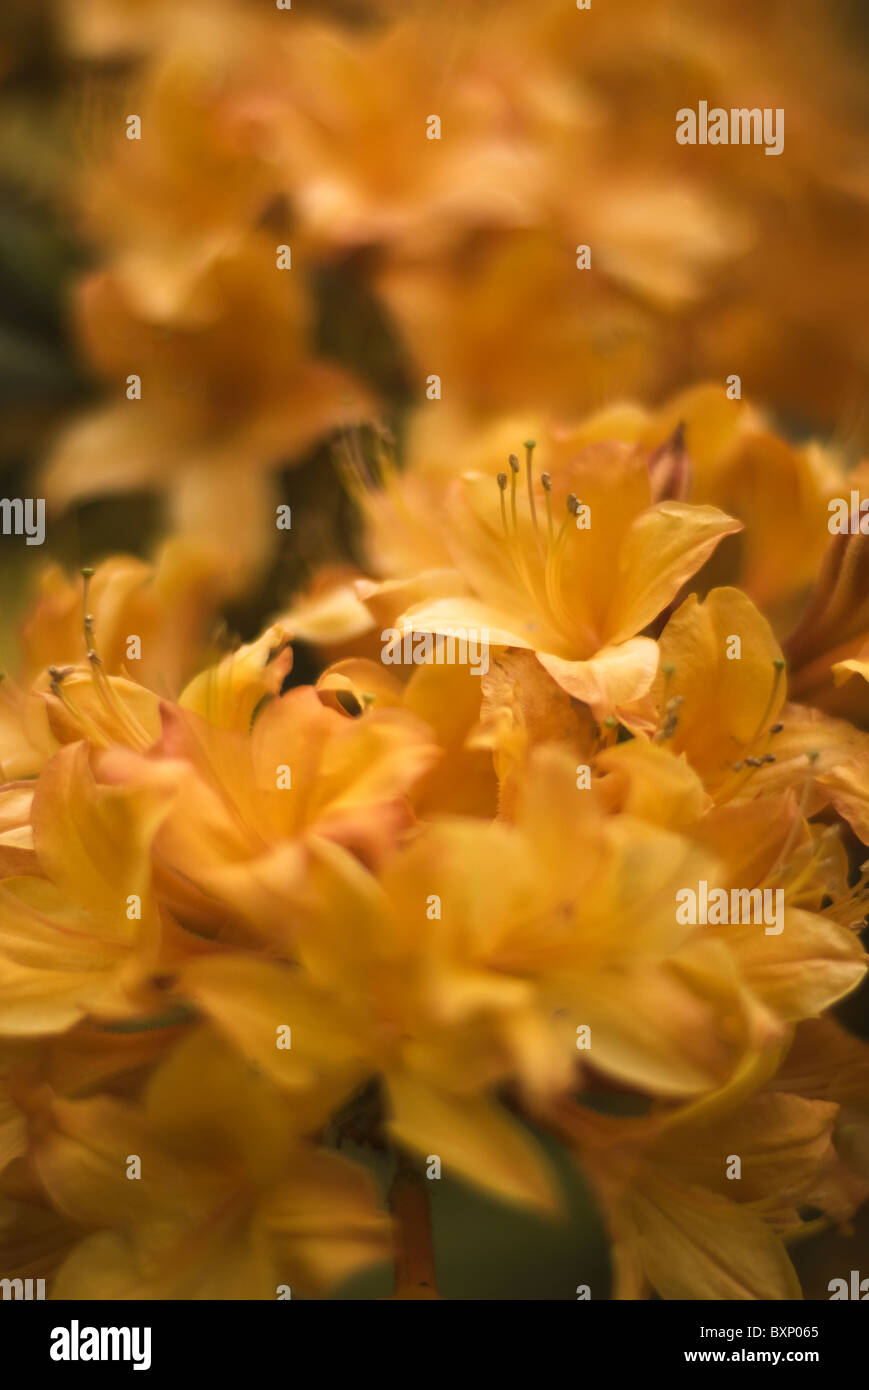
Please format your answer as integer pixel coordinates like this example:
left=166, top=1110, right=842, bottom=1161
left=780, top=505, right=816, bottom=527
left=79, top=569, right=153, bottom=749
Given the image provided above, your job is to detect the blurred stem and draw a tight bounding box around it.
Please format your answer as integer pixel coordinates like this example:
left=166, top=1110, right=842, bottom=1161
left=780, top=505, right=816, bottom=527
left=389, top=1150, right=439, bottom=1299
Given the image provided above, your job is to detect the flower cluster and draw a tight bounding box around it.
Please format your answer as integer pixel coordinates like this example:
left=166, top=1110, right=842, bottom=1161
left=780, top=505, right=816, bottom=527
left=2, top=386, right=869, bottom=1299
left=44, top=0, right=869, bottom=577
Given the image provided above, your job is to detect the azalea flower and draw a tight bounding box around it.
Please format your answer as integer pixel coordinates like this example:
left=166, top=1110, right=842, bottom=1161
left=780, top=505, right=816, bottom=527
left=371, top=439, right=739, bottom=721
left=97, top=634, right=440, bottom=939
left=317, top=656, right=500, bottom=818
left=1, top=548, right=231, bottom=781
left=548, top=1084, right=862, bottom=1300
left=23, top=1029, right=391, bottom=1299
left=18, top=541, right=227, bottom=697
left=44, top=249, right=372, bottom=584
left=0, top=742, right=176, bottom=1035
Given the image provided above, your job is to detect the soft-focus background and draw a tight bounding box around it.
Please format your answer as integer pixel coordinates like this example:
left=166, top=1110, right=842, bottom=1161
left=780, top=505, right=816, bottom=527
left=1, top=0, right=868, bottom=1296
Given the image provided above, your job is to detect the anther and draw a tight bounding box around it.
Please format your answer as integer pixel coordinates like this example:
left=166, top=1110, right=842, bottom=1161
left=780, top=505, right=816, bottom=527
left=509, top=454, right=520, bottom=473
left=498, top=471, right=510, bottom=536
left=541, top=473, right=551, bottom=492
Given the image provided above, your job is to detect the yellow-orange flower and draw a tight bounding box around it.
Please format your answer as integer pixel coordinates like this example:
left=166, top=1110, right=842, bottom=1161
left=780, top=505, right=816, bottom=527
left=0, top=743, right=176, bottom=1035
left=374, top=441, right=739, bottom=720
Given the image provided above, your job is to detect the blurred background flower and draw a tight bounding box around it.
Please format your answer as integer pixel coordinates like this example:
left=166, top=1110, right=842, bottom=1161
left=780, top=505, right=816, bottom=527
left=2, top=0, right=869, bottom=1300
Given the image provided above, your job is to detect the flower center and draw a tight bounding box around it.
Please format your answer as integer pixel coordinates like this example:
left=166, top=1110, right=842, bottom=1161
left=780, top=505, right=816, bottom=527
left=494, top=442, right=593, bottom=650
